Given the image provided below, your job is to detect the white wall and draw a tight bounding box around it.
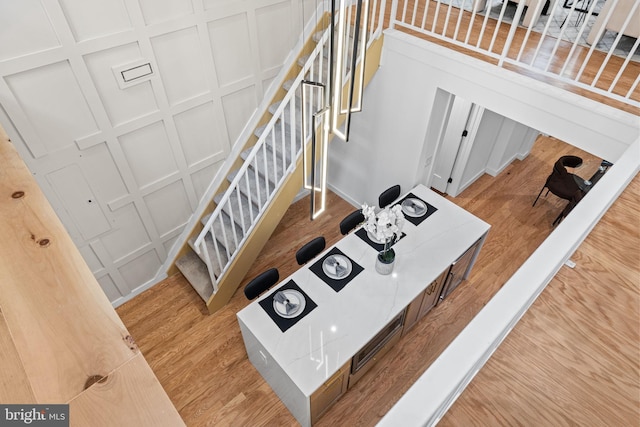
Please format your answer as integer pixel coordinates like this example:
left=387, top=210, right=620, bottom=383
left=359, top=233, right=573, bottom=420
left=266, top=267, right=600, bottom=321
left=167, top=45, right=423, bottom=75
left=483, top=113, right=538, bottom=177
left=458, top=108, right=497, bottom=189
left=327, top=47, right=434, bottom=206
left=328, top=29, right=639, bottom=207
left=0, top=0, right=315, bottom=305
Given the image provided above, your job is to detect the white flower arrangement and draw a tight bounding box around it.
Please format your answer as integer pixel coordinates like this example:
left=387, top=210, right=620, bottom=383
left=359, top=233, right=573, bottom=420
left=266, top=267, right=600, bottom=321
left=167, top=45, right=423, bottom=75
left=362, top=203, right=405, bottom=261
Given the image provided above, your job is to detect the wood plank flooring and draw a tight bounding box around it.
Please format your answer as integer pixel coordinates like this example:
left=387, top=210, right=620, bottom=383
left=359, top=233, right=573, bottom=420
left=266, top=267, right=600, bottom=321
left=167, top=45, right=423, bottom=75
left=441, top=175, right=640, bottom=426
left=113, top=134, right=637, bottom=426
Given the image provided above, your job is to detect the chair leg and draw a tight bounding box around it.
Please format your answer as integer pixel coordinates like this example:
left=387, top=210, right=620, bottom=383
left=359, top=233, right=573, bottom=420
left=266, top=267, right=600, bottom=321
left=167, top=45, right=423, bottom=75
left=532, top=185, right=547, bottom=207
left=552, top=211, right=564, bottom=226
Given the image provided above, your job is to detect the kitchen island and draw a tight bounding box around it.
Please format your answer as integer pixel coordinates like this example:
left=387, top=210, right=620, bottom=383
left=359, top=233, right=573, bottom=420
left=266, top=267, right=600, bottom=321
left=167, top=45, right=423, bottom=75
left=237, top=185, right=490, bottom=426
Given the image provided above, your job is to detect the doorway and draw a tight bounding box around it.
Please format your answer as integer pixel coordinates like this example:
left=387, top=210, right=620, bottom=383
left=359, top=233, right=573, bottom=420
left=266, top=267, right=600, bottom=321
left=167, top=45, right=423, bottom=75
left=425, top=90, right=540, bottom=197
left=430, top=94, right=482, bottom=195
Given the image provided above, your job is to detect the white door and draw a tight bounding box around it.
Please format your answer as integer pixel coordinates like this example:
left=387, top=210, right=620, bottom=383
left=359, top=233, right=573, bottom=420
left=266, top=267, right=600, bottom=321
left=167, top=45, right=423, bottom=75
left=431, top=96, right=474, bottom=194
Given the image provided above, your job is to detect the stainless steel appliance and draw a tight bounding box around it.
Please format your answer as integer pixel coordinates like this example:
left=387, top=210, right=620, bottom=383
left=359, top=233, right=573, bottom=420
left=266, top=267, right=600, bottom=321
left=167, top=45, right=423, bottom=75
left=438, top=237, right=483, bottom=303
left=349, top=309, right=405, bottom=386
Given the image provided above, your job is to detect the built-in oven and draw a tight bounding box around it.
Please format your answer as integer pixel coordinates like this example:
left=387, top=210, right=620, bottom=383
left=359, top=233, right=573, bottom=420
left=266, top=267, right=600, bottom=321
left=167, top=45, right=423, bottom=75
left=438, top=237, right=483, bottom=303
left=350, top=309, right=405, bottom=377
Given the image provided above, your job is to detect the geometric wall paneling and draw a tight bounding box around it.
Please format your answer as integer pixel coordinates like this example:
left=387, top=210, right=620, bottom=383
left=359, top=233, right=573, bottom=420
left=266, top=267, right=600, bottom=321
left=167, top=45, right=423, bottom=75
left=97, top=273, right=124, bottom=302
left=208, top=13, right=254, bottom=87
left=118, top=120, right=179, bottom=188
left=117, top=249, right=162, bottom=292
left=79, top=142, right=129, bottom=204
left=162, top=234, right=181, bottom=257
left=190, top=162, right=223, bottom=203
left=4, top=61, right=100, bottom=156
left=58, top=0, right=132, bottom=42
left=0, top=0, right=311, bottom=305
left=88, top=238, right=131, bottom=297
left=174, top=101, right=227, bottom=167
left=142, top=179, right=192, bottom=238
left=99, top=203, right=152, bottom=263
left=138, top=0, right=194, bottom=26
left=203, top=0, right=239, bottom=11
left=83, top=43, right=159, bottom=127
left=0, top=0, right=61, bottom=62
left=150, top=26, right=209, bottom=107
left=45, top=163, right=112, bottom=240
left=256, top=1, right=296, bottom=70
left=78, top=243, right=105, bottom=274
left=221, top=85, right=258, bottom=145
left=262, top=75, right=278, bottom=97
left=74, top=131, right=106, bottom=150
left=0, top=79, right=50, bottom=160
left=112, top=60, right=154, bottom=89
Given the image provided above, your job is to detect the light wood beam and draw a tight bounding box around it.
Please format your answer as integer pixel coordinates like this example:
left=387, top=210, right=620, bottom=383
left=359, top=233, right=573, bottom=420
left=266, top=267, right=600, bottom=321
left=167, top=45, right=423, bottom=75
left=0, top=126, right=184, bottom=425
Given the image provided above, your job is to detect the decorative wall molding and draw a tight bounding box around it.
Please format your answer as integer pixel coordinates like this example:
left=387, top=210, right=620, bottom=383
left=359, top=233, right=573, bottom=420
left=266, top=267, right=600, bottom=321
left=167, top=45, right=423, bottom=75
left=0, top=0, right=313, bottom=304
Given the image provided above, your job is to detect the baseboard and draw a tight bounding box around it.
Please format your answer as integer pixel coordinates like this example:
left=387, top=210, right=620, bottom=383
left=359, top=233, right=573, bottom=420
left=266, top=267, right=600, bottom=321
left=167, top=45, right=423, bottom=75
left=486, top=152, right=520, bottom=177
left=451, top=169, right=486, bottom=197
left=327, top=182, right=361, bottom=208
left=111, top=272, right=169, bottom=309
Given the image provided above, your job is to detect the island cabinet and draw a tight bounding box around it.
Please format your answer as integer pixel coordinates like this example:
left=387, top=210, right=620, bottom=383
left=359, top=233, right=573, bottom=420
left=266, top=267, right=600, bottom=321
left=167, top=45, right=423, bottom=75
left=403, top=268, right=449, bottom=335
left=348, top=309, right=406, bottom=388
left=310, top=362, right=350, bottom=423
left=237, top=184, right=490, bottom=427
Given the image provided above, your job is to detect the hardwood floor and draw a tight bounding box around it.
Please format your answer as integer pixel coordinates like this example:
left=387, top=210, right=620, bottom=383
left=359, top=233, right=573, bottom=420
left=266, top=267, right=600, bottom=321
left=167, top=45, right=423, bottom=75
left=441, top=175, right=640, bottom=426
left=114, top=134, right=638, bottom=426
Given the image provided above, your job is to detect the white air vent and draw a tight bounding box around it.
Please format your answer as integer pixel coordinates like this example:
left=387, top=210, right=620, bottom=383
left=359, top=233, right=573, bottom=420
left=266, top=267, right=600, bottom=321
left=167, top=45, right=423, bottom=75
left=113, top=60, right=154, bottom=89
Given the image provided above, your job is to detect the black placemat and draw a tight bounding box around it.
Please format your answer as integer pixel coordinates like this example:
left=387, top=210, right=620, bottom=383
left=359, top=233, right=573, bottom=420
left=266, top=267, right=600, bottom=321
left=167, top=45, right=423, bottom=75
left=309, top=247, right=364, bottom=292
left=259, top=280, right=317, bottom=332
left=394, top=193, right=438, bottom=226
left=355, top=228, right=406, bottom=252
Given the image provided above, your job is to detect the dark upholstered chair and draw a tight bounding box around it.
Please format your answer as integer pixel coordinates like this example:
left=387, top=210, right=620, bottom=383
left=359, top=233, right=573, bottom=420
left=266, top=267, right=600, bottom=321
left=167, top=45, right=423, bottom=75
left=295, top=236, right=326, bottom=265
left=553, top=190, right=584, bottom=226
left=339, top=209, right=365, bottom=235
left=378, top=185, right=401, bottom=208
left=533, top=155, right=586, bottom=207
left=244, top=268, right=279, bottom=300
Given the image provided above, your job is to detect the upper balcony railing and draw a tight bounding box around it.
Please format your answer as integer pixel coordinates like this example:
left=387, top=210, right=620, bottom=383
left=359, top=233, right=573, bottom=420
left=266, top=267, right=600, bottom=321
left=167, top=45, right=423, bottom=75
left=388, top=0, right=640, bottom=109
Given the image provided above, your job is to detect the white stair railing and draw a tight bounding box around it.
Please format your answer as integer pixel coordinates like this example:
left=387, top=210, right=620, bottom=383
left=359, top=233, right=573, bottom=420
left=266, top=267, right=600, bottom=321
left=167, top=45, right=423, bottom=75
left=192, top=0, right=387, bottom=296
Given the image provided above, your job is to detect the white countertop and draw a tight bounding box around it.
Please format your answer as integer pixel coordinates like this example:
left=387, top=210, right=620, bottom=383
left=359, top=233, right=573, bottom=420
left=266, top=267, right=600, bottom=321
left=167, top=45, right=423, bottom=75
left=237, top=185, right=490, bottom=396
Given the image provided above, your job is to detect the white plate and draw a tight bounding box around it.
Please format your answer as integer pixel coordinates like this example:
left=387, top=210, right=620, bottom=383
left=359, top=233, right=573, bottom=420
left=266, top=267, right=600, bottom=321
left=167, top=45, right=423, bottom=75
left=401, top=198, right=427, bottom=217
left=322, top=254, right=353, bottom=280
left=273, top=289, right=306, bottom=318
left=366, top=230, right=384, bottom=244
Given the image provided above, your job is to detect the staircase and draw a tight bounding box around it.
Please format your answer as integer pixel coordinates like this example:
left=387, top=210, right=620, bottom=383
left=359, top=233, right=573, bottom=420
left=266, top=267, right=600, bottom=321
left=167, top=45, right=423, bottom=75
left=170, top=4, right=386, bottom=314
